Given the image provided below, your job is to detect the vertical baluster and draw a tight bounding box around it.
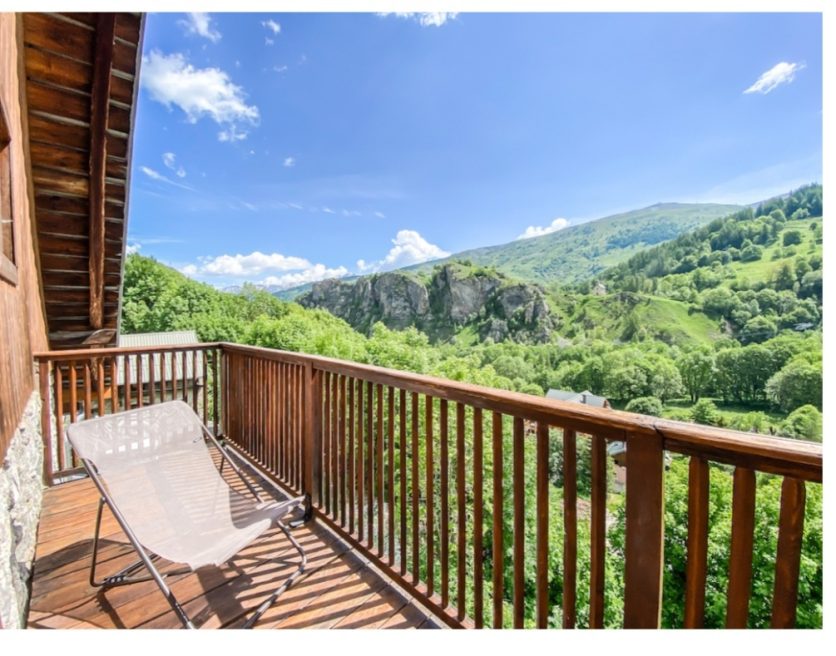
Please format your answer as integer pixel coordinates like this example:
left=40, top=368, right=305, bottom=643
left=399, top=389, right=407, bottom=575
left=340, top=375, right=348, bottom=526
left=772, top=478, right=806, bottom=628
left=201, top=351, right=207, bottom=422
left=168, top=352, right=175, bottom=403
left=512, top=417, right=525, bottom=629
left=69, top=361, right=78, bottom=424
left=684, top=456, right=709, bottom=628
left=192, top=350, right=199, bottom=413
left=456, top=402, right=466, bottom=620
left=323, top=371, right=332, bottom=514
left=148, top=351, right=156, bottom=406
left=96, top=359, right=105, bottom=415
left=109, top=357, right=118, bottom=413
left=440, top=398, right=449, bottom=608
left=181, top=350, right=188, bottom=404
left=590, top=434, right=607, bottom=628
left=270, top=361, right=277, bottom=473
left=134, top=354, right=142, bottom=409
left=83, top=361, right=93, bottom=420
left=377, top=384, right=385, bottom=555
left=536, top=421, right=549, bottom=629
left=473, top=407, right=484, bottom=627
left=492, top=411, right=504, bottom=629
left=348, top=377, right=356, bottom=534
left=334, top=375, right=342, bottom=520
left=367, top=380, right=374, bottom=547
left=387, top=386, right=395, bottom=564
left=53, top=364, right=65, bottom=474
left=278, top=362, right=285, bottom=481
left=563, top=429, right=578, bottom=629
left=726, top=467, right=756, bottom=628
left=357, top=380, right=365, bottom=540
left=426, top=395, right=435, bottom=596
left=212, top=349, right=219, bottom=436
left=411, top=391, right=420, bottom=584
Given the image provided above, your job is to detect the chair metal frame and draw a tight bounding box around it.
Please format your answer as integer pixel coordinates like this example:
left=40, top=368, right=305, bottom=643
left=76, top=416, right=311, bottom=629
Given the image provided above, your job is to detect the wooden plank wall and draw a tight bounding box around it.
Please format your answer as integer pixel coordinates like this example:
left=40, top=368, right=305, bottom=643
left=0, top=14, right=49, bottom=460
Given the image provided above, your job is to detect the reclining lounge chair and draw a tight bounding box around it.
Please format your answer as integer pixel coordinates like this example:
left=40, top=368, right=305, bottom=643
left=65, top=400, right=310, bottom=629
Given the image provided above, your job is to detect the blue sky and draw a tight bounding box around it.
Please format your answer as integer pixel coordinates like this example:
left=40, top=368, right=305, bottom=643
left=128, top=11, right=822, bottom=289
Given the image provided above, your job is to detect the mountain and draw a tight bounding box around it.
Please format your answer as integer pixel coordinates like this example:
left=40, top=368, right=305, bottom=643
left=298, top=262, right=556, bottom=343
left=403, top=202, right=742, bottom=285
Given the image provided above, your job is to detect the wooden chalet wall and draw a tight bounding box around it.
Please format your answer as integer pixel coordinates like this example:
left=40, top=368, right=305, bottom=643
left=0, top=14, right=48, bottom=459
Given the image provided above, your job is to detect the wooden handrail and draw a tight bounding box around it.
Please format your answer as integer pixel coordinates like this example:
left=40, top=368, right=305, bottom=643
left=218, top=342, right=822, bottom=482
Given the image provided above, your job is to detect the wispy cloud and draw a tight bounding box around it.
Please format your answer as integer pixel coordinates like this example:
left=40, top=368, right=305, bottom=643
left=516, top=217, right=571, bottom=240
left=356, top=230, right=450, bottom=273
left=162, top=152, right=186, bottom=178
left=139, top=165, right=193, bottom=190
left=374, top=211, right=386, bottom=219
left=262, top=19, right=281, bottom=35
left=283, top=156, right=296, bottom=168
left=261, top=264, right=350, bottom=290
left=377, top=12, right=459, bottom=27
left=744, top=62, right=805, bottom=95
left=322, top=207, right=335, bottom=214
left=141, top=50, right=259, bottom=142
left=179, top=12, right=221, bottom=43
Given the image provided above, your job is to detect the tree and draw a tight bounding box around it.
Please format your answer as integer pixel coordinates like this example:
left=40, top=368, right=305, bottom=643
left=624, top=396, right=663, bottom=416
left=765, top=360, right=822, bottom=412
left=782, top=230, right=802, bottom=247
left=781, top=405, right=823, bottom=442
left=739, top=316, right=777, bottom=344
left=690, top=398, right=719, bottom=426
left=677, top=349, right=715, bottom=403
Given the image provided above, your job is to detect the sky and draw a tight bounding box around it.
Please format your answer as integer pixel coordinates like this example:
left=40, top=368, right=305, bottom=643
left=127, top=11, right=823, bottom=290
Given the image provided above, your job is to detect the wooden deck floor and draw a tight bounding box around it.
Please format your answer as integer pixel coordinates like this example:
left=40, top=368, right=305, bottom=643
left=27, top=470, right=439, bottom=629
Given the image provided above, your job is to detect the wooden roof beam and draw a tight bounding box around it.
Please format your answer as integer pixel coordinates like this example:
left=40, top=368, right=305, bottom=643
left=88, top=14, right=115, bottom=330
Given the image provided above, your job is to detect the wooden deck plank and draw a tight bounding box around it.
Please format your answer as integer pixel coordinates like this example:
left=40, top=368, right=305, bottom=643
left=28, top=463, right=435, bottom=630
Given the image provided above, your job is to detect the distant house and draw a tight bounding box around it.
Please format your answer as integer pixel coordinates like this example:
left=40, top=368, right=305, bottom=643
left=545, top=389, right=625, bottom=490
left=546, top=388, right=611, bottom=408
left=592, top=281, right=607, bottom=296
left=116, top=331, right=204, bottom=405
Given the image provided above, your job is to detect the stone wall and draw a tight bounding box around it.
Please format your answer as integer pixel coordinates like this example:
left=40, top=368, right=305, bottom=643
left=0, top=390, right=44, bottom=629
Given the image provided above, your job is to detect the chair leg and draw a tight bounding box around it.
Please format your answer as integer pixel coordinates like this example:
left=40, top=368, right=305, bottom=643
left=241, top=520, right=308, bottom=629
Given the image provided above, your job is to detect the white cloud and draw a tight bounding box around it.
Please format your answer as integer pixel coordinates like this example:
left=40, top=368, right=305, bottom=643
left=374, top=211, right=386, bottom=219
left=265, top=38, right=274, bottom=46
left=180, top=12, right=221, bottom=43
left=744, top=62, right=805, bottom=95
left=197, top=251, right=312, bottom=277
left=322, top=207, right=335, bottom=214
left=356, top=230, right=450, bottom=273
left=288, top=202, right=304, bottom=210
left=516, top=217, right=571, bottom=240
left=273, top=65, right=288, bottom=73
left=162, top=152, right=186, bottom=178
left=283, top=156, right=296, bottom=168
left=126, top=243, right=141, bottom=255
left=260, top=264, right=350, bottom=290
left=262, top=19, right=281, bottom=35
left=377, top=12, right=459, bottom=27
left=141, top=51, right=259, bottom=142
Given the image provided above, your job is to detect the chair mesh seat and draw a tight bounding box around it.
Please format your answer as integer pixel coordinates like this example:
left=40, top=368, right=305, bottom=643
left=66, top=401, right=295, bottom=570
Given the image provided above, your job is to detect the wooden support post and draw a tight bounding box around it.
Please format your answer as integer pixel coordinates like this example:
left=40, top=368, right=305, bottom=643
left=38, top=360, right=53, bottom=486
left=88, top=14, right=115, bottom=329
left=624, top=430, right=665, bottom=628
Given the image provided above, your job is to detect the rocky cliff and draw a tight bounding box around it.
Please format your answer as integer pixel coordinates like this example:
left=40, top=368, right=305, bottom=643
left=298, top=263, right=557, bottom=343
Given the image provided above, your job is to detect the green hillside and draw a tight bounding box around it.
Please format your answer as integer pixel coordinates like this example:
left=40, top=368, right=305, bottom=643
left=405, top=202, right=742, bottom=284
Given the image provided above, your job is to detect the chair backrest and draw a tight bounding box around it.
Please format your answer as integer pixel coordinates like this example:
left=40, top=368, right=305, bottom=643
left=66, top=401, right=260, bottom=568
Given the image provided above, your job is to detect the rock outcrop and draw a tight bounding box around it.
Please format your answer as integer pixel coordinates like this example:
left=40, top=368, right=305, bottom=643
left=298, top=263, right=557, bottom=343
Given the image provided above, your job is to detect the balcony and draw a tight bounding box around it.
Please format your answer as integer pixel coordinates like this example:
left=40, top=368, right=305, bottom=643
left=30, top=342, right=823, bottom=629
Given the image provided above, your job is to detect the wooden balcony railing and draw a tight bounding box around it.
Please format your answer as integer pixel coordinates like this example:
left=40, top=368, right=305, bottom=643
left=35, top=342, right=823, bottom=630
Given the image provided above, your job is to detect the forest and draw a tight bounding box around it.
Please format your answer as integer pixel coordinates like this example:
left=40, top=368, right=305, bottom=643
left=120, top=183, right=822, bottom=627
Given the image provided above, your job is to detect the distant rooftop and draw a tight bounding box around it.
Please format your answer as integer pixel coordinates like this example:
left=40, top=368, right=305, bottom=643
left=546, top=389, right=610, bottom=409
left=116, top=331, right=203, bottom=386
